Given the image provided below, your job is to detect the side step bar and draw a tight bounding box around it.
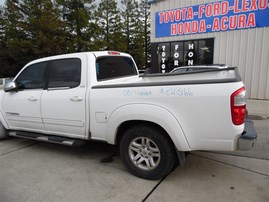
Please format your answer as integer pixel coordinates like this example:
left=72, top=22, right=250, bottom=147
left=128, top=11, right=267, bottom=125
left=9, top=131, right=86, bottom=147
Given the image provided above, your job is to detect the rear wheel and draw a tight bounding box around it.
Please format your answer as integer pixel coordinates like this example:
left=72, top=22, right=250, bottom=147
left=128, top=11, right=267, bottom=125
left=0, top=122, right=7, bottom=140
left=120, top=125, right=177, bottom=180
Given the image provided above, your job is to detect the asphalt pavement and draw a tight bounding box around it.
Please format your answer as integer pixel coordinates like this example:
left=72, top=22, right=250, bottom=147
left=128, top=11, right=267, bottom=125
left=0, top=100, right=268, bottom=202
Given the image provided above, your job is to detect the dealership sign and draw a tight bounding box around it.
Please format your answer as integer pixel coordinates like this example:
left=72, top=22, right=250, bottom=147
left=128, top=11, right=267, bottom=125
left=155, top=0, right=269, bottom=37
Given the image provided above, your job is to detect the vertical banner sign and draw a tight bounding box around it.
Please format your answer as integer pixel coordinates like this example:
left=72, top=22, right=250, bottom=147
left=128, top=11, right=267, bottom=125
left=159, top=43, right=170, bottom=73
left=187, top=43, right=194, bottom=66
left=160, top=45, right=166, bottom=73
left=155, top=0, right=269, bottom=37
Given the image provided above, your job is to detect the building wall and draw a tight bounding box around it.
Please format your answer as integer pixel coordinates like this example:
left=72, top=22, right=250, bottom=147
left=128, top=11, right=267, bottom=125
left=150, top=0, right=269, bottom=100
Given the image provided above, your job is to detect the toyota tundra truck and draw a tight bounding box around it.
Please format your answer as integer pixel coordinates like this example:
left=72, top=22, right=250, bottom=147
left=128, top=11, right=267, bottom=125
left=0, top=51, right=257, bottom=180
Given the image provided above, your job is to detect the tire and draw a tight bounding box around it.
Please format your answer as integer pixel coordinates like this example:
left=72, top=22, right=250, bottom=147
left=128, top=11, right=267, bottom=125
left=0, top=122, right=7, bottom=140
left=120, top=125, right=177, bottom=180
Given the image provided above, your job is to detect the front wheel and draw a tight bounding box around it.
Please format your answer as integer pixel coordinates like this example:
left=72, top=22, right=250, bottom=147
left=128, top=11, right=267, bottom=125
left=120, top=125, right=177, bottom=180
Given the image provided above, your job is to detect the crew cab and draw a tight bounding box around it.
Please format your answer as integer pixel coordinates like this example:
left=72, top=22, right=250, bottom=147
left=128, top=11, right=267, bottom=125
left=0, top=51, right=257, bottom=180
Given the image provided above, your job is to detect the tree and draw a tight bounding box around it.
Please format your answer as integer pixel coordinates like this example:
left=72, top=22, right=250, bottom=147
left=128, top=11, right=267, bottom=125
left=119, top=0, right=151, bottom=69
left=95, top=0, right=125, bottom=51
left=120, top=0, right=151, bottom=69
left=139, top=0, right=151, bottom=69
left=21, top=0, right=70, bottom=57
left=0, top=6, right=9, bottom=77
left=3, top=0, right=69, bottom=76
left=3, top=0, right=28, bottom=76
left=0, top=7, right=5, bottom=47
left=0, top=0, right=152, bottom=76
left=120, top=0, right=139, bottom=52
left=58, top=0, right=95, bottom=52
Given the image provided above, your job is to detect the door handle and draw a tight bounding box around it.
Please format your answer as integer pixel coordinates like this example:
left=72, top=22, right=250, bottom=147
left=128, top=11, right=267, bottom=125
left=70, top=96, right=83, bottom=102
left=28, top=96, right=38, bottom=102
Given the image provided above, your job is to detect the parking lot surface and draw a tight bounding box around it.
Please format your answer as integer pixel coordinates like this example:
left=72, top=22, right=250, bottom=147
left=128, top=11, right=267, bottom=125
left=0, top=101, right=268, bottom=202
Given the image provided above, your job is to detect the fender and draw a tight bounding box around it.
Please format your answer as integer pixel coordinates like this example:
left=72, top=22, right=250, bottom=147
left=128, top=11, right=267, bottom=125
left=106, top=103, right=191, bottom=151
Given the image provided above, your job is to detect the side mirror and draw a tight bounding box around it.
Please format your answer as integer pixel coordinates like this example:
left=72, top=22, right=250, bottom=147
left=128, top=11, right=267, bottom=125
left=4, top=81, right=18, bottom=92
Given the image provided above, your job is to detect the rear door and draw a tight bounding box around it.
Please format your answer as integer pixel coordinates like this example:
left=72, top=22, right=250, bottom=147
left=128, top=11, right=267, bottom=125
left=41, top=56, right=87, bottom=138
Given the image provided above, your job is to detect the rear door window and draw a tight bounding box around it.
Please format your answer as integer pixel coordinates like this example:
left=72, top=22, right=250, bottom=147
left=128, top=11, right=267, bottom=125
left=48, top=58, right=81, bottom=89
left=96, top=56, right=137, bottom=81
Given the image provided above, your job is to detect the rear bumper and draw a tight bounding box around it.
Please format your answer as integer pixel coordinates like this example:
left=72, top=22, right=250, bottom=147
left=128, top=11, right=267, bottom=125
left=237, top=119, right=257, bottom=150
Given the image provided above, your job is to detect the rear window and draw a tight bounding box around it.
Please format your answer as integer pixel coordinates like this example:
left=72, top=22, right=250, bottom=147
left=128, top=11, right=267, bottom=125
left=96, top=56, right=137, bottom=81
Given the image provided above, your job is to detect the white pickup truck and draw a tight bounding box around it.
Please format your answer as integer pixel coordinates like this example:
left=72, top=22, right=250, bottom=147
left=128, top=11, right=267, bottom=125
left=0, top=51, right=257, bottom=180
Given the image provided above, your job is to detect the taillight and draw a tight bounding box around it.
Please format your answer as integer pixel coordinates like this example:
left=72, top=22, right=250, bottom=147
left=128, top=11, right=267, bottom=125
left=231, top=87, right=246, bottom=125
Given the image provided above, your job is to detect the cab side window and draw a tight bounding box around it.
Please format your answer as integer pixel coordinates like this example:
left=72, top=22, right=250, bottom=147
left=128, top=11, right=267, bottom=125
left=16, top=62, right=47, bottom=90
left=48, top=58, right=81, bottom=89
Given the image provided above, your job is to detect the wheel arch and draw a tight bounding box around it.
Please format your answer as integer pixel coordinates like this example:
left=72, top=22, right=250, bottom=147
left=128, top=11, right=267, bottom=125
left=106, top=104, right=190, bottom=151
left=116, top=120, right=170, bottom=145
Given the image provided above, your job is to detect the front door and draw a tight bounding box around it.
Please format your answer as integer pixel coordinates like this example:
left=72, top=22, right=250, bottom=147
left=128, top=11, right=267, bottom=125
left=3, top=62, right=47, bottom=132
left=41, top=56, right=87, bottom=138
